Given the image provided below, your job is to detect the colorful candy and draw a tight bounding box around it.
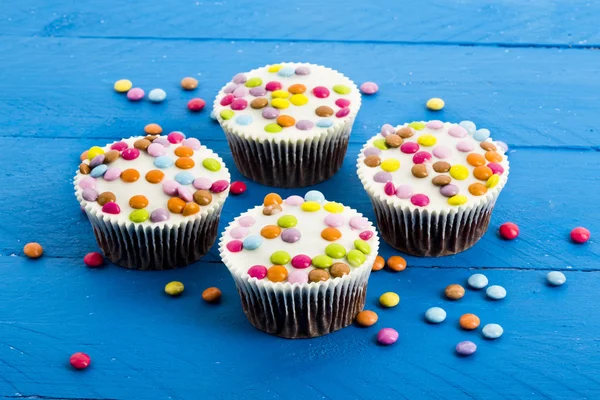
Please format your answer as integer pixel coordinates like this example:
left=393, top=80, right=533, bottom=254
left=181, top=77, right=198, bottom=90
left=308, top=269, right=330, bottom=282
left=127, top=87, right=145, bottom=101
left=426, top=97, right=445, bottom=111
left=547, top=271, right=566, bottom=286
left=70, top=352, right=91, bottom=370
left=445, top=284, right=465, bottom=300
left=499, top=222, right=519, bottom=240
left=114, top=79, right=132, bottom=93
left=467, top=273, right=488, bottom=289
left=24, top=242, right=43, bottom=259
left=459, top=313, right=480, bottom=330
left=387, top=256, right=406, bottom=272
left=372, top=255, right=385, bottom=271
left=486, top=285, right=507, bottom=300
left=360, top=82, right=379, bottom=95
left=202, top=287, right=222, bottom=303
left=570, top=227, right=590, bottom=243
left=379, top=292, right=400, bottom=308
left=148, top=88, right=166, bottom=102
left=165, top=281, right=185, bottom=296
left=482, top=323, right=503, bottom=339
left=84, top=252, right=104, bottom=267
left=455, top=341, right=477, bottom=356
left=356, top=310, right=378, bottom=327
left=377, top=328, right=399, bottom=345
left=425, top=307, right=446, bottom=323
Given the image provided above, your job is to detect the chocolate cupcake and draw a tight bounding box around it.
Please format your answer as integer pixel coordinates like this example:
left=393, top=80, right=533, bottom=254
left=74, top=133, right=230, bottom=270
left=357, top=121, right=510, bottom=256
left=213, top=63, right=361, bottom=188
left=219, top=190, right=379, bottom=338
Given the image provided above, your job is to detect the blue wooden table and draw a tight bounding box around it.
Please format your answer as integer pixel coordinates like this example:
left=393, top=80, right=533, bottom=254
left=1, top=1, right=599, bottom=399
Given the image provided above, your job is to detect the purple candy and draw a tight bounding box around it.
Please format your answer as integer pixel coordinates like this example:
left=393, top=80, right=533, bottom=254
left=162, top=180, right=180, bottom=196
left=147, top=143, right=167, bottom=157
left=193, top=177, right=212, bottom=190
left=426, top=120, right=444, bottom=129
left=249, top=86, right=267, bottom=97
left=79, top=177, right=96, bottom=189
left=488, top=162, right=505, bottom=175
left=448, top=125, right=468, bottom=138
left=296, top=120, right=314, bottom=130
left=324, top=214, right=344, bottom=227
left=232, top=73, right=246, bottom=84
left=150, top=208, right=170, bottom=223
left=377, top=328, right=399, bottom=345
left=456, top=140, right=474, bottom=152
left=182, top=138, right=201, bottom=150
left=400, top=142, right=419, bottom=154
left=291, top=254, right=311, bottom=269
left=380, top=124, right=395, bottom=137
left=288, top=270, right=309, bottom=284
left=103, top=167, right=122, bottom=181
left=223, top=83, right=238, bottom=94
left=210, top=180, right=230, bottom=193
left=226, top=240, right=243, bottom=252
left=295, top=66, right=311, bottom=75
left=89, top=154, right=105, bottom=168
left=359, top=231, right=374, bottom=240
left=384, top=182, right=396, bottom=196
left=432, top=145, right=451, bottom=159
left=281, top=228, right=301, bottom=243
left=82, top=188, right=98, bottom=201
left=360, top=81, right=379, bottom=95
left=238, top=216, right=256, bottom=227
left=233, top=87, right=249, bottom=98
left=364, top=147, right=381, bottom=157
left=262, top=107, right=280, bottom=119
left=247, top=265, right=267, bottom=279
left=230, top=227, right=248, bottom=239
left=111, top=142, right=128, bottom=151
left=440, top=184, right=459, bottom=197
left=412, top=151, right=432, bottom=164
left=411, top=194, right=430, bottom=207
left=177, top=186, right=194, bottom=202
left=285, top=195, right=304, bottom=206
left=396, top=184, right=413, bottom=199
left=456, top=341, right=477, bottom=356
left=349, top=216, right=369, bottom=230
left=373, top=171, right=392, bottom=183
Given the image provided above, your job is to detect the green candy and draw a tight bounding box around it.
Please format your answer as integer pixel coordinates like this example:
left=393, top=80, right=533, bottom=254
left=312, top=254, right=333, bottom=269
left=373, top=139, right=389, bottom=150
left=325, top=243, right=347, bottom=259
left=245, top=77, right=263, bottom=88
left=220, top=109, right=234, bottom=120
left=277, top=215, right=297, bottom=228
left=347, top=249, right=366, bottom=267
left=270, top=250, right=291, bottom=265
left=409, top=121, right=426, bottom=130
left=354, top=239, right=371, bottom=255
left=129, top=209, right=149, bottom=223
left=264, top=123, right=283, bottom=133
left=202, top=158, right=221, bottom=172
left=333, top=84, right=351, bottom=94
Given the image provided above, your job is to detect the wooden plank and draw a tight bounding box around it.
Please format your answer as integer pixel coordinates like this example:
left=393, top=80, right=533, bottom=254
left=1, top=138, right=598, bottom=270
left=1, top=0, right=599, bottom=46
left=0, top=256, right=597, bottom=399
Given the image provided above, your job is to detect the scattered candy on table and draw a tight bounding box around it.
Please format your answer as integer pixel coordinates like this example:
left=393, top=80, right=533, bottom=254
left=570, top=227, right=590, bottom=244
left=482, top=323, right=504, bottom=339
left=377, top=328, right=399, bottom=345
left=425, top=307, right=447, bottom=323
left=426, top=97, right=445, bottom=111
left=113, top=79, right=132, bottom=93
left=188, top=98, right=206, bottom=112
left=23, top=242, right=43, bottom=258
left=444, top=284, right=465, bottom=300
left=459, top=313, right=480, bottom=330
left=387, top=255, right=407, bottom=272
left=127, top=87, right=145, bottom=101
left=202, top=287, right=222, bottom=303
left=229, top=181, right=247, bottom=196
left=456, top=341, right=477, bottom=356
left=486, top=285, right=507, bottom=300
left=356, top=310, right=378, bottom=327
left=547, top=271, right=566, bottom=286
left=70, top=352, right=91, bottom=370
left=165, top=281, right=185, bottom=296
left=83, top=252, right=104, bottom=268
left=467, top=273, right=488, bottom=289
left=372, top=255, right=385, bottom=271
left=181, top=77, right=198, bottom=90
left=148, top=88, right=167, bottom=102
left=360, top=81, right=379, bottom=95
left=379, top=292, right=400, bottom=308
left=499, top=222, right=519, bottom=240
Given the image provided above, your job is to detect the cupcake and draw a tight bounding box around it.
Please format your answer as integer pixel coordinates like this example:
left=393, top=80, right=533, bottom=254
left=219, top=190, right=379, bottom=338
left=74, top=133, right=230, bottom=270
left=357, top=121, right=509, bottom=256
left=213, top=62, right=361, bottom=188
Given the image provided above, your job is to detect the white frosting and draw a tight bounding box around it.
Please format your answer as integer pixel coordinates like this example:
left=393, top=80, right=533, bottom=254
left=220, top=197, right=379, bottom=283
left=357, top=121, right=510, bottom=212
left=213, top=62, right=361, bottom=142
left=74, top=136, right=230, bottom=227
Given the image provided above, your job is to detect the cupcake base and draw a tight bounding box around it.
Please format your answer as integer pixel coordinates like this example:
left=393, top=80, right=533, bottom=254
left=370, top=195, right=495, bottom=257
left=87, top=210, right=221, bottom=270
left=223, top=119, right=354, bottom=188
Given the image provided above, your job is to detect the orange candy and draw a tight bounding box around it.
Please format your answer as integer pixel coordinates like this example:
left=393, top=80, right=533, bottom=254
left=288, top=84, right=306, bottom=94
left=485, top=151, right=502, bottom=162
left=167, top=197, right=186, bottom=214
left=277, top=115, right=296, bottom=127
left=182, top=202, right=200, bottom=216
left=24, top=242, right=43, bottom=259
left=321, top=227, right=342, bottom=241
left=261, top=225, right=282, bottom=239
left=372, top=255, right=385, bottom=271
left=387, top=256, right=407, bottom=271
left=121, top=169, right=140, bottom=182
left=80, top=150, right=89, bottom=161
left=466, top=153, right=486, bottom=167
left=445, top=284, right=465, bottom=300
left=355, top=310, right=379, bottom=327
left=263, top=193, right=283, bottom=206
left=129, top=195, right=149, bottom=209
left=144, top=123, right=163, bottom=135
left=145, top=169, right=164, bottom=184
left=459, top=313, right=481, bottom=330
left=175, top=146, right=194, bottom=157
left=469, top=183, right=488, bottom=196
left=473, top=165, right=493, bottom=181
left=267, top=265, right=288, bottom=282
left=175, top=157, right=195, bottom=169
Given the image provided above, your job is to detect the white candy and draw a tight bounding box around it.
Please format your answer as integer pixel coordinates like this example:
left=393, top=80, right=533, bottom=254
left=425, top=307, right=447, bottom=324
left=482, top=323, right=504, bottom=339
left=486, top=285, right=507, bottom=300
left=547, top=271, right=566, bottom=286
left=468, top=273, right=488, bottom=289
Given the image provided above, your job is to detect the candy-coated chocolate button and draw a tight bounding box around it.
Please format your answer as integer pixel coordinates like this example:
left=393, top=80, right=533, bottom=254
left=271, top=98, right=290, bottom=109
left=449, top=165, right=468, bottom=180
left=321, top=227, right=342, bottom=241
left=90, top=164, right=108, bottom=178
left=571, top=227, right=591, bottom=243
left=396, top=126, right=414, bottom=138
left=70, top=352, right=91, bottom=370
left=432, top=175, right=451, bottom=186
left=220, top=109, right=234, bottom=120
left=456, top=341, right=477, bottom=356
left=468, top=183, right=488, bottom=196
left=245, top=77, right=263, bottom=87
left=102, top=202, right=120, bottom=214
left=193, top=190, right=212, bottom=206
left=411, top=164, right=428, bottom=178
left=312, top=254, right=333, bottom=269
left=175, top=146, right=194, bottom=157
left=417, top=135, right=437, bottom=146
left=145, top=170, right=164, bottom=184
left=426, top=97, right=445, bottom=110
left=182, top=202, right=200, bottom=216
left=277, top=115, right=295, bottom=127
left=323, top=202, right=344, bottom=213
left=264, top=193, right=283, bottom=206
left=346, top=249, right=366, bottom=266
left=265, top=123, right=283, bottom=133
left=277, top=215, right=297, bottom=228
left=120, top=169, right=140, bottom=182
left=373, top=139, right=389, bottom=150
left=312, top=86, right=330, bottom=98
left=409, top=121, right=426, bottom=130
left=425, top=307, right=446, bottom=324
left=372, top=255, right=385, bottom=271
left=24, top=242, right=43, bottom=258
left=387, top=255, right=406, bottom=271
left=175, top=157, right=195, bottom=169
left=251, top=98, right=268, bottom=109
left=485, top=151, right=502, bottom=162
left=432, top=161, right=451, bottom=173
left=315, top=105, right=334, bottom=117
left=448, top=195, right=468, bottom=206
left=270, top=251, right=291, bottom=265
left=263, top=204, right=282, bottom=215
left=385, top=134, right=403, bottom=148
left=129, top=209, right=150, bottom=223
left=289, top=94, right=309, bottom=106
left=325, top=244, right=346, bottom=259
left=480, top=141, right=497, bottom=151
left=459, top=313, right=480, bottom=330
left=330, top=262, right=351, bottom=277
left=354, top=239, right=371, bottom=254
left=202, top=158, right=221, bottom=171
left=486, top=285, right=507, bottom=300
left=202, top=287, right=222, bottom=302
left=333, top=84, right=351, bottom=94
left=381, top=159, right=400, bottom=172
left=181, top=77, right=198, bottom=90
left=301, top=201, right=321, bottom=212
left=134, top=139, right=151, bottom=151
left=356, top=310, right=378, bottom=327
left=129, top=195, right=149, bottom=209
left=364, top=155, right=381, bottom=167
left=309, top=269, right=330, bottom=282
left=379, top=292, right=400, bottom=307
left=281, top=228, right=301, bottom=243
left=271, top=90, right=290, bottom=98
left=248, top=265, right=267, bottom=279
left=288, top=84, right=306, bottom=94
left=486, top=174, right=500, bottom=188
left=473, top=165, right=493, bottom=181
left=268, top=64, right=282, bottom=72
left=243, top=236, right=263, bottom=250
left=145, top=123, right=163, bottom=135
left=226, top=240, right=243, bottom=252
left=97, top=191, right=116, bottom=206
left=413, top=151, right=432, bottom=164
left=267, top=265, right=288, bottom=282
left=114, top=79, right=132, bottom=92
left=499, top=222, right=519, bottom=240
left=466, top=153, right=486, bottom=166
left=261, top=225, right=282, bottom=239
left=445, top=284, right=465, bottom=300
left=266, top=81, right=282, bottom=91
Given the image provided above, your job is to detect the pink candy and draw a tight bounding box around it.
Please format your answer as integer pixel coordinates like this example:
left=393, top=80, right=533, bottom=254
left=426, top=120, right=444, bottom=129
left=230, top=227, right=248, bottom=239
left=359, top=231, right=374, bottom=240
left=111, top=142, right=128, bottom=151
left=384, top=182, right=396, bottom=196
left=396, top=184, right=413, bottom=199
left=182, top=138, right=201, bottom=150
left=223, top=83, right=238, bottom=93
left=377, top=328, right=399, bottom=345
left=193, top=177, right=212, bottom=190
left=147, top=143, right=167, bottom=157
left=411, top=194, right=430, bottom=207
left=456, top=140, right=474, bottom=152
left=312, top=86, right=330, bottom=98
left=335, top=108, right=351, bottom=118
left=238, top=216, right=256, bottom=227
left=226, top=240, right=243, bottom=252
left=230, top=99, right=248, bottom=111
left=210, top=180, right=230, bottom=193
left=448, top=125, right=468, bottom=138
left=350, top=216, right=369, bottom=230
left=265, top=81, right=282, bottom=91
left=432, top=145, right=451, bottom=159
left=360, top=81, right=379, bottom=95
left=167, top=132, right=185, bottom=144
left=291, top=254, right=311, bottom=269
left=412, top=151, right=432, bottom=164
left=247, top=265, right=267, bottom=279
left=127, top=88, right=144, bottom=101
left=121, top=148, right=140, bottom=161
left=103, top=167, right=122, bottom=181
left=380, top=124, right=395, bottom=137
left=232, top=87, right=249, bottom=98
left=162, top=180, right=180, bottom=196
left=177, top=186, right=194, bottom=202
left=400, top=142, right=420, bottom=154
left=335, top=98, right=351, bottom=108
left=488, top=162, right=504, bottom=175
left=285, top=195, right=304, bottom=206
left=102, top=202, right=120, bottom=214
left=79, top=177, right=96, bottom=189
left=324, top=214, right=344, bottom=227
left=220, top=94, right=235, bottom=106
left=288, top=270, right=309, bottom=284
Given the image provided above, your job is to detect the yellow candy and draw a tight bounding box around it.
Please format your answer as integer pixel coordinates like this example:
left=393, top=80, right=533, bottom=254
left=271, top=98, right=290, bottom=109
left=271, top=90, right=290, bottom=99
left=379, top=292, right=400, bottom=308
left=324, top=202, right=344, bottom=213
left=426, top=97, right=445, bottom=111
left=417, top=135, right=437, bottom=147
left=268, top=64, right=282, bottom=72
left=448, top=195, right=468, bottom=206
left=381, top=159, right=400, bottom=172
left=87, top=146, right=105, bottom=160
left=164, top=281, right=184, bottom=296
left=449, top=164, right=469, bottom=180
left=301, top=201, right=321, bottom=212
left=114, top=79, right=132, bottom=93
left=290, top=94, right=308, bottom=106
left=486, top=174, right=500, bottom=188
left=409, top=121, right=426, bottom=130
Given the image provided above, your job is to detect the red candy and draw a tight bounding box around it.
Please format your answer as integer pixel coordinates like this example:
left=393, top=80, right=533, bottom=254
left=335, top=98, right=351, bottom=108
left=359, top=231, right=373, bottom=240
left=265, top=81, right=282, bottom=91
left=226, top=240, right=243, bottom=252
left=70, top=352, right=91, bottom=370
left=401, top=142, right=420, bottom=154
left=210, top=180, right=230, bottom=193
left=570, top=227, right=590, bottom=244
left=220, top=94, right=235, bottom=106
left=384, top=182, right=396, bottom=196
left=121, top=148, right=140, bottom=161
left=110, top=142, right=128, bottom=151
left=187, top=98, right=206, bottom=112
left=499, top=222, right=519, bottom=240
left=167, top=132, right=185, bottom=144
left=312, top=86, right=330, bottom=98
left=84, top=252, right=104, bottom=268
left=335, top=107, right=351, bottom=118
left=230, top=181, right=247, bottom=196
left=230, top=98, right=248, bottom=111
left=412, top=151, right=432, bottom=164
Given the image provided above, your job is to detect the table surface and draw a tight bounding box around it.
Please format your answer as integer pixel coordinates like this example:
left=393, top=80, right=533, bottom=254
left=1, top=1, right=599, bottom=399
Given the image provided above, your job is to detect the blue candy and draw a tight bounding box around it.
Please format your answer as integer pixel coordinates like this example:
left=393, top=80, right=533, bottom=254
left=154, top=156, right=173, bottom=169
left=316, top=119, right=333, bottom=128
left=236, top=115, right=253, bottom=126
left=90, top=164, right=108, bottom=178
left=175, top=171, right=195, bottom=185
left=425, top=307, right=446, bottom=324
left=304, top=190, right=325, bottom=204
left=459, top=120, right=476, bottom=135
left=148, top=88, right=167, bottom=103
left=243, top=235, right=263, bottom=250
left=473, top=128, right=491, bottom=141
left=277, top=67, right=295, bottom=77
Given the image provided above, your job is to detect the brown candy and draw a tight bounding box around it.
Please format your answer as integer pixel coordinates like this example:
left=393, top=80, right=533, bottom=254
left=103, top=150, right=120, bottom=163
left=309, top=269, right=330, bottom=282
left=145, top=135, right=157, bottom=142
left=385, top=134, right=403, bottom=148
left=134, top=139, right=151, bottom=151
left=79, top=163, right=91, bottom=174
left=263, top=204, right=282, bottom=216
left=193, top=190, right=212, bottom=206
left=396, top=126, right=414, bottom=138
left=202, top=287, right=222, bottom=303
left=315, top=105, right=334, bottom=117
left=251, top=98, right=268, bottom=109
left=432, top=175, right=451, bottom=186
left=445, top=284, right=465, bottom=300
left=97, top=191, right=116, bottom=206
left=411, top=164, right=428, bottom=178
left=181, top=77, right=198, bottom=90
left=364, top=155, right=381, bottom=167
left=144, top=123, right=163, bottom=135
left=330, top=262, right=350, bottom=278
left=432, top=161, right=451, bottom=173
left=480, top=141, right=497, bottom=151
